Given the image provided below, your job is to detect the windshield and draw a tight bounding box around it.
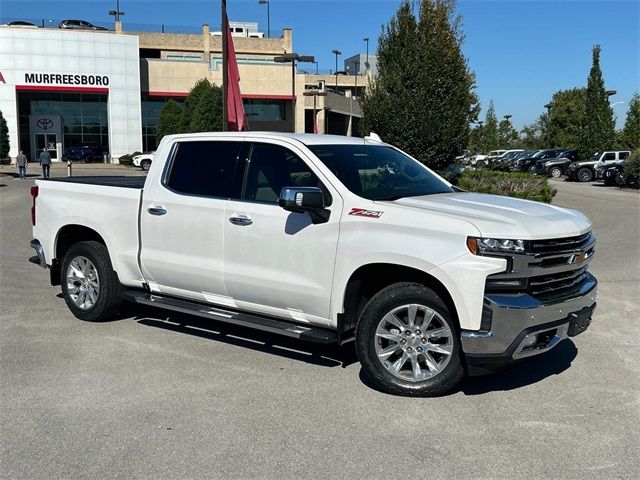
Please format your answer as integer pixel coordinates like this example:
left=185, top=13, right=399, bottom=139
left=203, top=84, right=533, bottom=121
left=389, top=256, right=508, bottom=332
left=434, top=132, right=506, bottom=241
left=307, top=144, right=454, bottom=200
left=532, top=150, right=549, bottom=158
left=590, top=152, right=601, bottom=161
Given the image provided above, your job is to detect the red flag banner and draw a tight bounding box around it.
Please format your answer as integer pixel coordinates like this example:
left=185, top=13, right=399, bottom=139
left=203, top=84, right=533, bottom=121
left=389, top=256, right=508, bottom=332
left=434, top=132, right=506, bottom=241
left=225, top=21, right=246, bottom=131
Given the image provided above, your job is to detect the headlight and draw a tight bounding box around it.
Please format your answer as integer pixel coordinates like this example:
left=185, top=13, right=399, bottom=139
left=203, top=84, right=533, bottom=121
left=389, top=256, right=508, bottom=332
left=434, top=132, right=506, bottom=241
left=467, top=237, right=526, bottom=255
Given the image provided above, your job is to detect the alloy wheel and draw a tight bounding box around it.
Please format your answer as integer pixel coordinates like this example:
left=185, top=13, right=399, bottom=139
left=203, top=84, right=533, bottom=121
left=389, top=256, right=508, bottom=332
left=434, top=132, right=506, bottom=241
left=66, top=256, right=100, bottom=310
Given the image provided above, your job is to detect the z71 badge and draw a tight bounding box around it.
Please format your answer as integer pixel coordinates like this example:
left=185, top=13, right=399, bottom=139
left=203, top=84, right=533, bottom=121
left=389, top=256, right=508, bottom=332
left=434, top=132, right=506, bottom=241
left=348, top=208, right=383, bottom=218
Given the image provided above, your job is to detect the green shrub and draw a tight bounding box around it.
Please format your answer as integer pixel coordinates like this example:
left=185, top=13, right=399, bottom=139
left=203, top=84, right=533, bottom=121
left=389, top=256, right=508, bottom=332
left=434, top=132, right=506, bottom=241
left=623, top=149, right=640, bottom=188
left=458, top=170, right=557, bottom=203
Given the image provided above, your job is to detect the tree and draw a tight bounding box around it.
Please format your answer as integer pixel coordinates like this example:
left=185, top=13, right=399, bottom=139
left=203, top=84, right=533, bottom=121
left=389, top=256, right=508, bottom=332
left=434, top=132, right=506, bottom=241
left=520, top=115, right=547, bottom=150
left=360, top=0, right=478, bottom=170
left=0, top=109, right=9, bottom=161
left=497, top=118, right=519, bottom=148
left=156, top=100, right=185, bottom=147
left=580, top=44, right=615, bottom=158
left=619, top=92, right=640, bottom=150
left=481, top=101, right=499, bottom=151
left=184, top=79, right=215, bottom=131
left=547, top=88, right=586, bottom=149
left=189, top=82, right=223, bottom=133
left=468, top=123, right=483, bottom=152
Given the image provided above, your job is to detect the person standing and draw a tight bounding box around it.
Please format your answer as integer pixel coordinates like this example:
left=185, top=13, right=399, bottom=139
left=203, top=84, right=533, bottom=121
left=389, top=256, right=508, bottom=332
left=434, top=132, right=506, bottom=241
left=39, top=148, right=51, bottom=179
left=16, top=150, right=28, bottom=179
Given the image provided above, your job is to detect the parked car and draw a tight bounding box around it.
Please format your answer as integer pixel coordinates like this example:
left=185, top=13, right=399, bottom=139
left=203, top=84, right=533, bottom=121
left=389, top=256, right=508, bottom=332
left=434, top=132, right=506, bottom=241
left=566, top=151, right=631, bottom=182
left=534, top=149, right=580, bottom=177
left=2, top=20, right=38, bottom=27
left=29, top=132, right=597, bottom=397
left=601, top=161, right=628, bottom=186
left=59, top=19, right=109, bottom=30
left=64, top=142, right=109, bottom=162
left=132, top=152, right=154, bottom=171
left=490, top=149, right=525, bottom=171
left=511, top=149, right=566, bottom=173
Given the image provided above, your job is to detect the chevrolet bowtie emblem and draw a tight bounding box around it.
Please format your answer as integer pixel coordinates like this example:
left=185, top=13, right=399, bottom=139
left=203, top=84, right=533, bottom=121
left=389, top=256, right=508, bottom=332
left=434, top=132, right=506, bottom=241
left=571, top=251, right=587, bottom=264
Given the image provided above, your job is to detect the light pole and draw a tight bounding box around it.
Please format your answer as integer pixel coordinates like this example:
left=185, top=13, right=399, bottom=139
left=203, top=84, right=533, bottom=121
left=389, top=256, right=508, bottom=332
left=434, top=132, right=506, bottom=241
left=258, top=0, right=270, bottom=38
left=605, top=90, right=617, bottom=98
left=303, top=90, right=327, bottom=134
left=363, top=37, right=369, bottom=72
left=544, top=103, right=552, bottom=147
left=108, top=0, right=125, bottom=23
left=332, top=49, right=341, bottom=90
left=274, top=53, right=315, bottom=132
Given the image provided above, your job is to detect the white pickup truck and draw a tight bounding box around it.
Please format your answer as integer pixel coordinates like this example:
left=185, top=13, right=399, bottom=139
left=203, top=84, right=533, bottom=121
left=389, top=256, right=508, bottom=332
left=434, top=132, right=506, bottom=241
left=29, top=132, right=597, bottom=396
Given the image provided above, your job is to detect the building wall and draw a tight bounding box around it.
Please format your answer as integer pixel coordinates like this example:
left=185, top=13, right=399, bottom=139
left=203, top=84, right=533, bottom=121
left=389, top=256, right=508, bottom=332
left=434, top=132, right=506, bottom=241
left=0, top=27, right=142, bottom=160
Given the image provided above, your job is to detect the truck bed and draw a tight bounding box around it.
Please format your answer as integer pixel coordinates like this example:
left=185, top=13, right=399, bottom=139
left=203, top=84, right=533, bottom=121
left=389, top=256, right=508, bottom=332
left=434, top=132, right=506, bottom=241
left=43, top=176, right=146, bottom=189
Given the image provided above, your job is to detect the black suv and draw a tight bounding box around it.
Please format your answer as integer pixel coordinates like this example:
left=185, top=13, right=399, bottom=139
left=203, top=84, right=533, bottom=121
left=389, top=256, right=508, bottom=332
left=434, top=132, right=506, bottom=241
left=511, top=149, right=566, bottom=173
left=64, top=142, right=109, bottom=162
left=534, top=149, right=579, bottom=177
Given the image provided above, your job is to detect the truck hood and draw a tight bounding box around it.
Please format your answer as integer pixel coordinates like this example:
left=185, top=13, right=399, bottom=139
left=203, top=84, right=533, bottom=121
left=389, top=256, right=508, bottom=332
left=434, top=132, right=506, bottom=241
left=388, top=192, right=591, bottom=239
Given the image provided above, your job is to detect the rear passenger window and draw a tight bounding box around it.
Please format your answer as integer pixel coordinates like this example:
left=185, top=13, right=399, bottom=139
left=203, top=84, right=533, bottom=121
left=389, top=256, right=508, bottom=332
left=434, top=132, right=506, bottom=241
left=619, top=152, right=629, bottom=160
left=165, top=141, right=241, bottom=197
left=242, top=143, right=329, bottom=204
left=603, top=152, right=616, bottom=161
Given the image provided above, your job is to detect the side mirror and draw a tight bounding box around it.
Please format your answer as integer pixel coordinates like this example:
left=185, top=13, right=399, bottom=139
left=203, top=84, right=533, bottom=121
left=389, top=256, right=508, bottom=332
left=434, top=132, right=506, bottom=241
left=279, top=187, right=330, bottom=224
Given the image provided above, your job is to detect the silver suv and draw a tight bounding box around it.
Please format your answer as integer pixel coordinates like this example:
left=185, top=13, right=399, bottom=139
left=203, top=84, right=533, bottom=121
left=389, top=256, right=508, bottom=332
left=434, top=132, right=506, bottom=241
left=58, top=19, right=109, bottom=31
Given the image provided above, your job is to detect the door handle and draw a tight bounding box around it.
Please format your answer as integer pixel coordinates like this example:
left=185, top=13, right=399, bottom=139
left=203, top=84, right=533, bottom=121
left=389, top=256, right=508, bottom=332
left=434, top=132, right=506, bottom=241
left=229, top=215, right=253, bottom=226
left=147, top=207, right=167, bottom=216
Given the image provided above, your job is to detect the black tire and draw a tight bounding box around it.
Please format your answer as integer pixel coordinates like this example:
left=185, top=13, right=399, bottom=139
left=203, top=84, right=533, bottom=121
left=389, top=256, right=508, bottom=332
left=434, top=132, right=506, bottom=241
left=476, top=160, right=487, bottom=169
left=355, top=282, right=463, bottom=397
left=615, top=172, right=626, bottom=187
left=527, top=165, right=536, bottom=174
left=577, top=167, right=593, bottom=182
left=61, top=241, right=122, bottom=321
left=550, top=166, right=563, bottom=178
left=141, top=160, right=151, bottom=171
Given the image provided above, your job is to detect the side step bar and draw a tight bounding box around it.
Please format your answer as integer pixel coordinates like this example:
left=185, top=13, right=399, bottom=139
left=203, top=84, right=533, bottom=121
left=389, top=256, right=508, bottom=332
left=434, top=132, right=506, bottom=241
left=122, top=290, right=338, bottom=344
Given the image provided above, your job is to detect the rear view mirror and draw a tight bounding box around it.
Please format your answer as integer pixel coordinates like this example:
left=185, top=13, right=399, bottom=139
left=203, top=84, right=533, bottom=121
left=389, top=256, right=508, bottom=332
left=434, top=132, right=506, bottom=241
left=279, top=187, right=329, bottom=224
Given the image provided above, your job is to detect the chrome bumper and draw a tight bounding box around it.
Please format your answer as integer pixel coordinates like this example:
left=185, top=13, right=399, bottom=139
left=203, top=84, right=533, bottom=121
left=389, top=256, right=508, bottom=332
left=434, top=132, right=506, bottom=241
left=461, top=273, right=597, bottom=358
left=29, top=239, right=48, bottom=269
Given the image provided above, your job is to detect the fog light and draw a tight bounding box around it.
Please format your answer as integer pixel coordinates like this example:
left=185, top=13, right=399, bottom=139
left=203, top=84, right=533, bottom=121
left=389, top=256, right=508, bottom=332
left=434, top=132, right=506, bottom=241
left=521, top=334, right=538, bottom=350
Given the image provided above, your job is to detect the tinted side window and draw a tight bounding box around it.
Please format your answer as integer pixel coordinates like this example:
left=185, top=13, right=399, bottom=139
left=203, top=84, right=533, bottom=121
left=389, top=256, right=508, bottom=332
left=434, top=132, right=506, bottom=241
left=242, top=143, right=326, bottom=204
left=619, top=152, right=629, bottom=160
left=603, top=152, right=616, bottom=161
left=165, top=141, right=241, bottom=197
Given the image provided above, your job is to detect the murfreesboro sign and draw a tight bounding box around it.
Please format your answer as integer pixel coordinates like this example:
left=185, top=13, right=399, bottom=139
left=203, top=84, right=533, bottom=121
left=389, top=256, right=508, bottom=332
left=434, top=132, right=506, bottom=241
left=24, top=73, right=110, bottom=87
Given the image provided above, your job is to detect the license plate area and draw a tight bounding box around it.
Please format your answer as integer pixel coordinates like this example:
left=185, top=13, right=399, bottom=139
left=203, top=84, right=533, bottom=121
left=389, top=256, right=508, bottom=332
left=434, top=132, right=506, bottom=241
left=567, top=304, right=595, bottom=337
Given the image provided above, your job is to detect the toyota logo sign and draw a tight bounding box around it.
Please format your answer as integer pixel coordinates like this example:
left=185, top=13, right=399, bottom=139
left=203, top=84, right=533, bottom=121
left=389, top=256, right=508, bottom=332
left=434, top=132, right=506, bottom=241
left=37, top=118, right=54, bottom=130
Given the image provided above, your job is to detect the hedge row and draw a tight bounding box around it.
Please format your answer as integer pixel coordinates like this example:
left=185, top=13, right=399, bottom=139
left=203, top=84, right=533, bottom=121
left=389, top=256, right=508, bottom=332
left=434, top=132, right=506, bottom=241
left=457, top=170, right=557, bottom=203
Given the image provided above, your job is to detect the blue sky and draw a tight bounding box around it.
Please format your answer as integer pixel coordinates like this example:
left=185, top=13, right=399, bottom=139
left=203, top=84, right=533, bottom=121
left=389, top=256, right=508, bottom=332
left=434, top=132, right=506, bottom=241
left=2, top=0, right=638, bottom=129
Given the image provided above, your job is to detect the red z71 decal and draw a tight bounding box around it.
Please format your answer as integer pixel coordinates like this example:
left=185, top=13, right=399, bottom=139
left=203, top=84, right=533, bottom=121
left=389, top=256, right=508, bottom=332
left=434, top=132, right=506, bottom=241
left=349, top=208, right=383, bottom=218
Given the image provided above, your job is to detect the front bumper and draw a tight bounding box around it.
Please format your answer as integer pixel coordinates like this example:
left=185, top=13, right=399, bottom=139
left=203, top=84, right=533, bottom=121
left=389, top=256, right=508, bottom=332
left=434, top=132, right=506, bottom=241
left=462, top=273, right=597, bottom=371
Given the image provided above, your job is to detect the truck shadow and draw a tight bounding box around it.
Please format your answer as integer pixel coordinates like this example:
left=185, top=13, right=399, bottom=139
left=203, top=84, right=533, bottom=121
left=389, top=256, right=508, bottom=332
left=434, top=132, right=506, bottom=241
left=132, top=304, right=358, bottom=369
left=459, top=340, right=578, bottom=395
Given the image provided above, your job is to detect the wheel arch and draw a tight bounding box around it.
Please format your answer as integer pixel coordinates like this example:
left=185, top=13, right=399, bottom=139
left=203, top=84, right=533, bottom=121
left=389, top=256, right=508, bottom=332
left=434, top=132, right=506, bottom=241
left=338, top=263, right=459, bottom=343
left=51, top=224, right=108, bottom=286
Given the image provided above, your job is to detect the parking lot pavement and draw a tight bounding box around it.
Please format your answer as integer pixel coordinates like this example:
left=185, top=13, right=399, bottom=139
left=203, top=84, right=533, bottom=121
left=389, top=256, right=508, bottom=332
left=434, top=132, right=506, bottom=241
left=1, top=174, right=638, bottom=480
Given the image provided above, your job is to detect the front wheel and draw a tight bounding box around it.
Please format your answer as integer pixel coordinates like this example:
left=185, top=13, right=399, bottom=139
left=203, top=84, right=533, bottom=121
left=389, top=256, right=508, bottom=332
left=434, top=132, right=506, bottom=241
left=355, top=283, right=463, bottom=396
left=577, top=167, right=594, bottom=182
left=528, top=165, right=536, bottom=174
left=141, top=160, right=151, bottom=171
left=550, top=166, right=563, bottom=178
left=61, top=241, right=122, bottom=321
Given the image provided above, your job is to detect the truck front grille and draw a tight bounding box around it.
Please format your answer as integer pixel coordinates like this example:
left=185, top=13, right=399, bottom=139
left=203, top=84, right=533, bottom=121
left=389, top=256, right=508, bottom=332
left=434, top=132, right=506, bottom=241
left=527, top=266, right=590, bottom=302
left=529, top=233, right=592, bottom=254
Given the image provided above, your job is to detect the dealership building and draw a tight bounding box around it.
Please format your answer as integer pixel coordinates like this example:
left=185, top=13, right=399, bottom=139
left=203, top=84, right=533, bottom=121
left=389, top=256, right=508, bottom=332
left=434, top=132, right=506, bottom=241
left=0, top=23, right=371, bottom=163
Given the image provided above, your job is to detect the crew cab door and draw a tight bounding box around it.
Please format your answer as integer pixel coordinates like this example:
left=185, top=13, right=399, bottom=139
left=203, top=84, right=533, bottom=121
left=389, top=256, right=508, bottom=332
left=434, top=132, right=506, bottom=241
left=223, top=140, right=342, bottom=325
left=139, top=139, right=243, bottom=303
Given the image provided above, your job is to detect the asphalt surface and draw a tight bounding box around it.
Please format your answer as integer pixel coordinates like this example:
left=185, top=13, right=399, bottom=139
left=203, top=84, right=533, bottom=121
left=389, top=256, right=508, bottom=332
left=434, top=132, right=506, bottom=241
left=1, top=168, right=638, bottom=480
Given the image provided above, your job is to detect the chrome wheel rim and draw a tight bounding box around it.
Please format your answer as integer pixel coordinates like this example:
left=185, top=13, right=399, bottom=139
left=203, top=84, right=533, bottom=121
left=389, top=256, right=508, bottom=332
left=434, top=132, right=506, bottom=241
left=551, top=168, right=562, bottom=178
left=66, top=256, right=100, bottom=310
left=578, top=169, right=592, bottom=182
left=374, top=304, right=454, bottom=382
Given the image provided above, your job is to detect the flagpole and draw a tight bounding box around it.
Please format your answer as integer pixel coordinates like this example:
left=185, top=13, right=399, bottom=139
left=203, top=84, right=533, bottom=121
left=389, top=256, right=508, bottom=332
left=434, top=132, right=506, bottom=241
left=221, top=0, right=228, bottom=131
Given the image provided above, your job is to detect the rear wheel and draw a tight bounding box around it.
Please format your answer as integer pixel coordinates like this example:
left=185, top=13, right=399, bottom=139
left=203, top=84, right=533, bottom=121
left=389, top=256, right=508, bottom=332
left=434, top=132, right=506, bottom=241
left=476, top=160, right=487, bottom=169
left=615, top=172, right=627, bottom=187
left=61, top=241, right=121, bottom=321
left=550, top=166, right=563, bottom=178
left=355, top=283, right=463, bottom=397
left=577, top=167, right=594, bottom=182
left=527, top=165, right=536, bottom=174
